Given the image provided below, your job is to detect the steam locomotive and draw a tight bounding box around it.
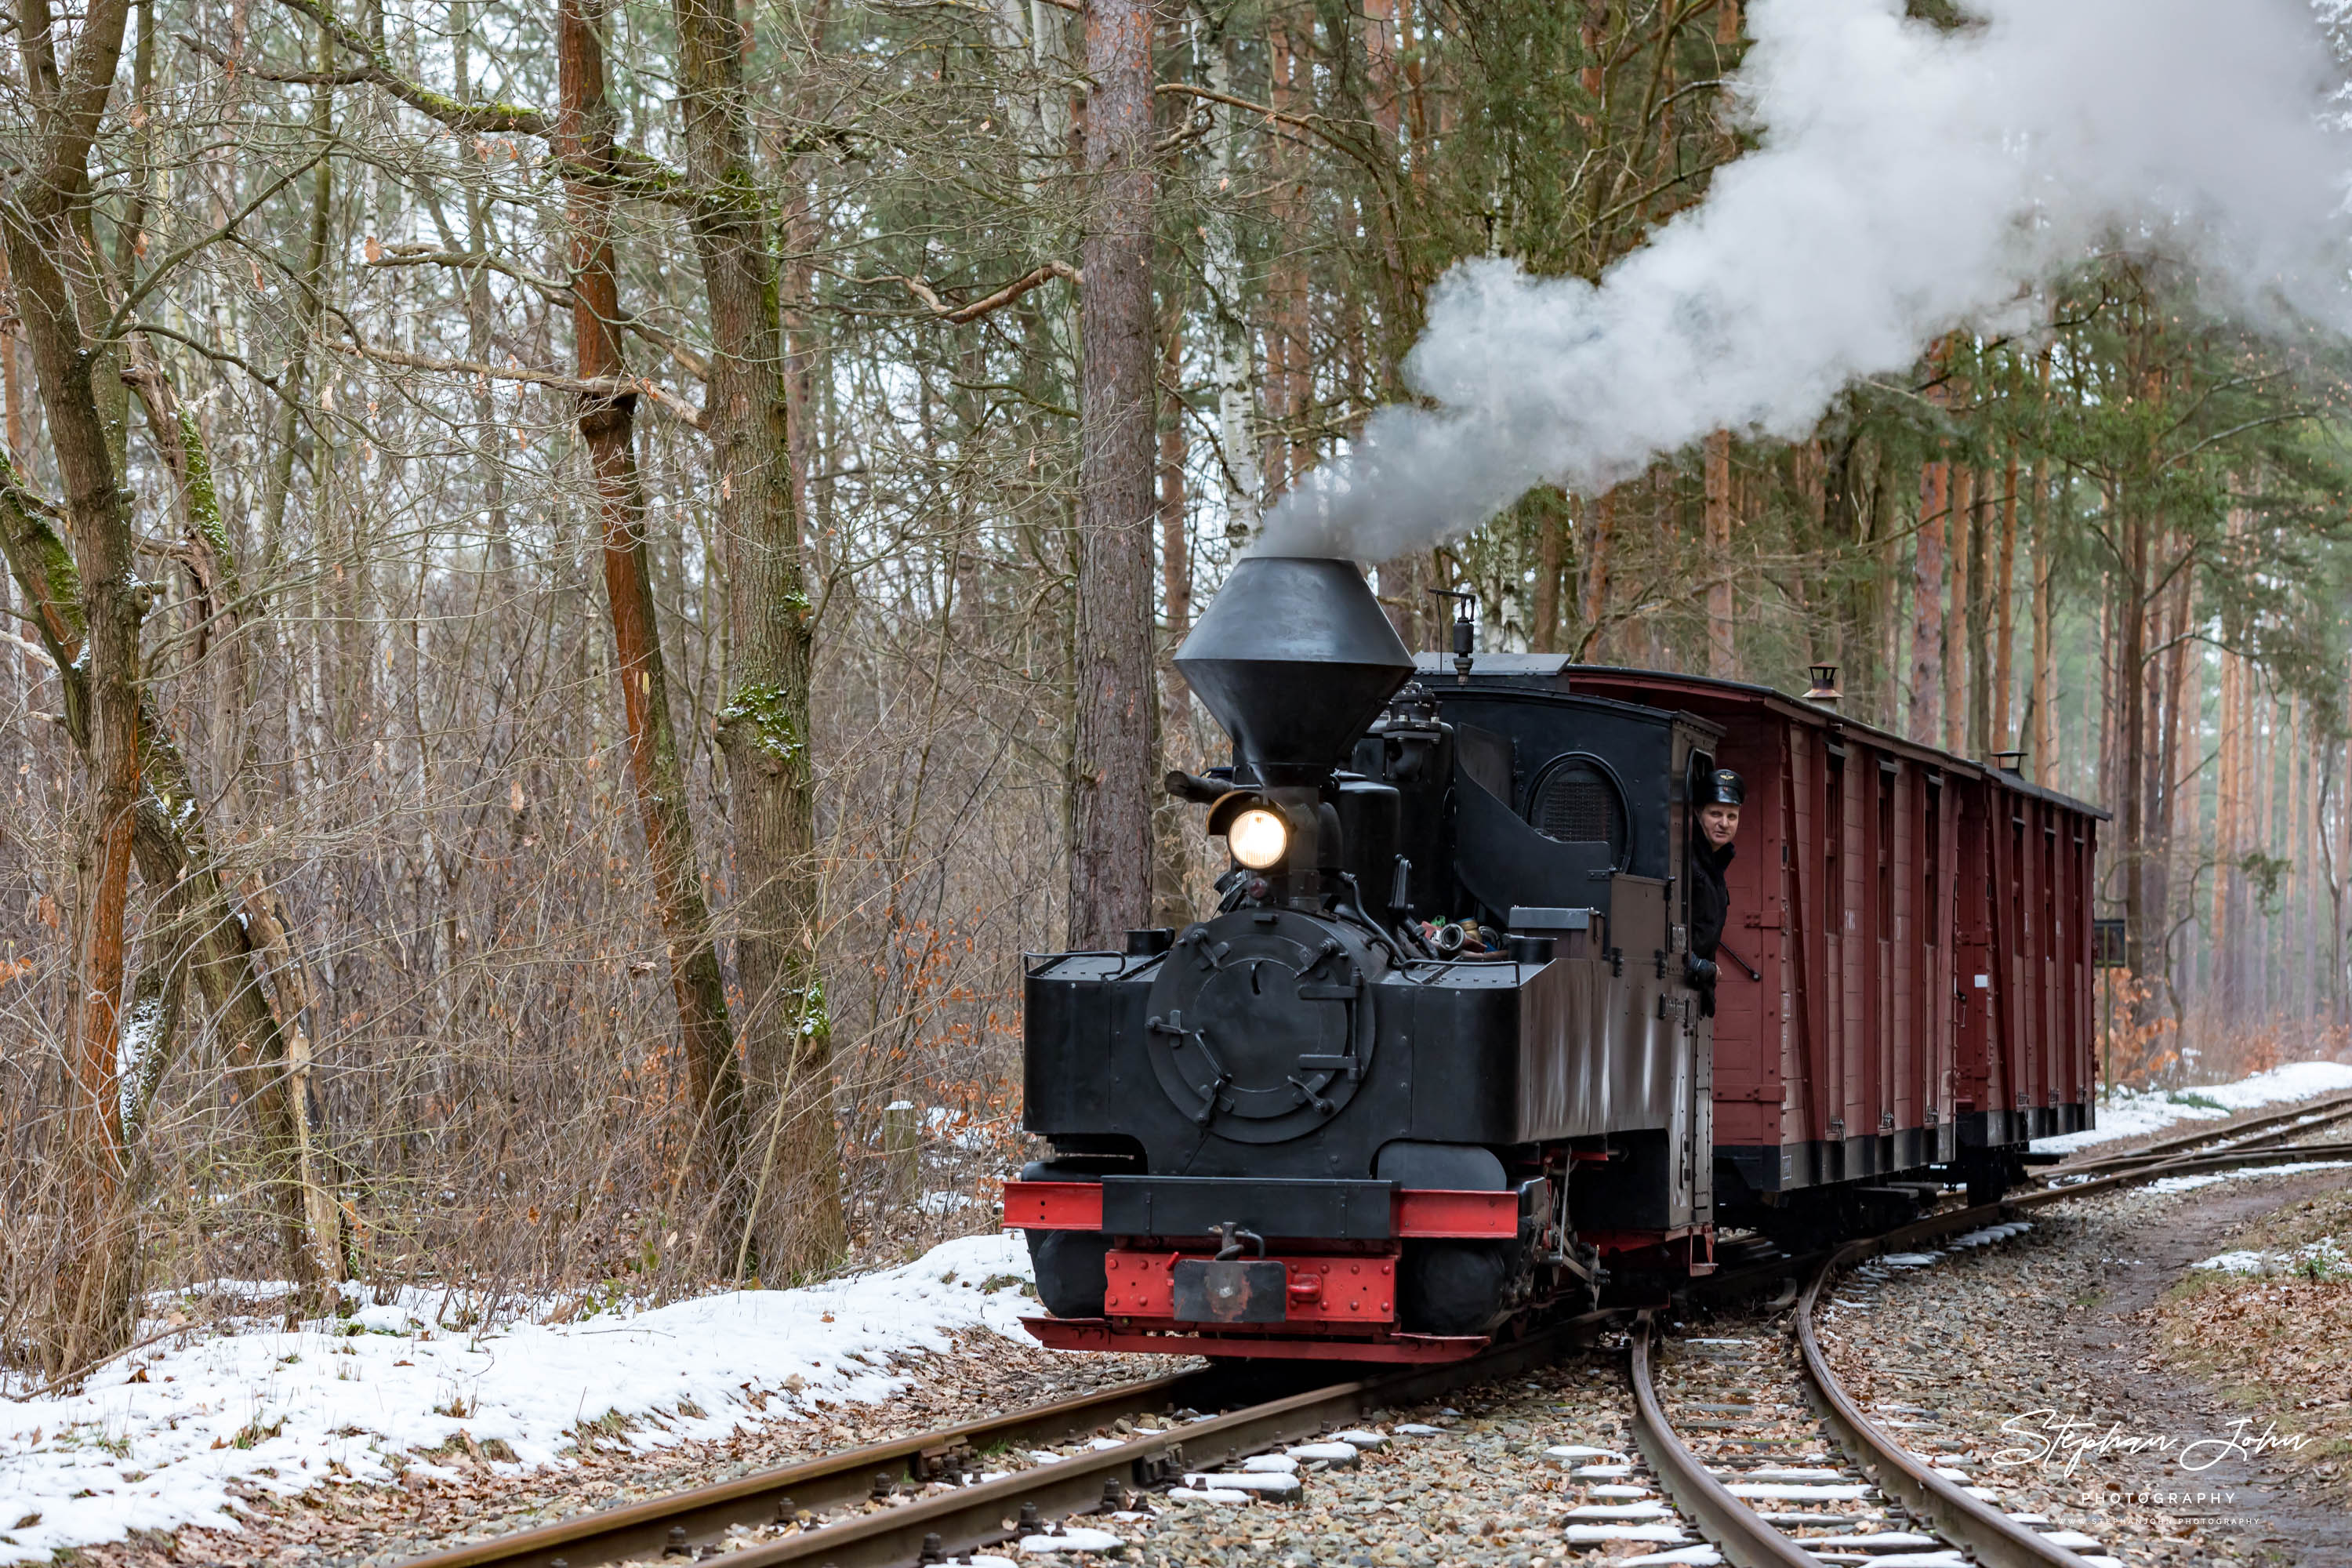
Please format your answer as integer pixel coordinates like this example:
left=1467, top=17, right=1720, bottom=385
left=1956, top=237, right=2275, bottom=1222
left=1005, top=557, right=2100, bottom=1363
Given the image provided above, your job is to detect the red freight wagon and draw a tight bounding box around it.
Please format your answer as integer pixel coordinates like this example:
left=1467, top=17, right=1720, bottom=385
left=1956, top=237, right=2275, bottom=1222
left=1567, top=667, right=2101, bottom=1234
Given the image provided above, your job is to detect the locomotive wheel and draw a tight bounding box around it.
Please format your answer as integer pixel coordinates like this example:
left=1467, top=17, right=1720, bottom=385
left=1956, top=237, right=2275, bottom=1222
left=1026, top=1229, right=1112, bottom=1319
left=1397, top=1239, right=1513, bottom=1336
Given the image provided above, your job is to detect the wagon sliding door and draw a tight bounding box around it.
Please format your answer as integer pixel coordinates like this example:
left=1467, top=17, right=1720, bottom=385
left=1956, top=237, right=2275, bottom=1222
left=1710, top=722, right=1795, bottom=1189
left=1955, top=779, right=2004, bottom=1142
left=1931, top=774, right=1983, bottom=1136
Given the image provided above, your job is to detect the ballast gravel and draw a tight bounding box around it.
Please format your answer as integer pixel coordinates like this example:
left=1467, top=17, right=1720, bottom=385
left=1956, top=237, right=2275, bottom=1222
left=1061, top=1354, right=1679, bottom=1568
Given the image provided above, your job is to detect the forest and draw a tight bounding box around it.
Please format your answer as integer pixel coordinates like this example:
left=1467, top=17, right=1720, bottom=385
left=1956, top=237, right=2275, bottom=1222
left=5, top=0, right=2352, bottom=1378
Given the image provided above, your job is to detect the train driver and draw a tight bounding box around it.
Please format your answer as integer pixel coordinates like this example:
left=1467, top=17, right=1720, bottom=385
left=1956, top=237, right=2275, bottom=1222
left=1686, top=768, right=1743, bottom=1017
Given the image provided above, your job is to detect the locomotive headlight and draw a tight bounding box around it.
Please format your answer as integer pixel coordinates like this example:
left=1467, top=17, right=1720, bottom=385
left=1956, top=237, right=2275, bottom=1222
left=1226, top=807, right=1290, bottom=869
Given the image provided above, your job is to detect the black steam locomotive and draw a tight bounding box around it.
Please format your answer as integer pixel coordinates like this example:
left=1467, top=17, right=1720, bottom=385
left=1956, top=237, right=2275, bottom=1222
left=1006, top=557, right=1720, bottom=1362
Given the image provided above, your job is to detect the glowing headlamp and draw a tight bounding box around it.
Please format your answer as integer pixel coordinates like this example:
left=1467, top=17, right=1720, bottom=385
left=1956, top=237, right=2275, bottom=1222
left=1225, top=807, right=1290, bottom=870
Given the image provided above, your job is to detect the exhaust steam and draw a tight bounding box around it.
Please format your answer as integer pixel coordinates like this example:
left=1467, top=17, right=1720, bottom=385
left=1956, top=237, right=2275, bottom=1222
left=1254, top=0, right=2352, bottom=562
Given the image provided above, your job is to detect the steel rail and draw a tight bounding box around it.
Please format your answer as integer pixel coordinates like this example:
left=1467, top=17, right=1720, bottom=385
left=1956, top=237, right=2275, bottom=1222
left=394, top=1366, right=1225, bottom=1568
left=401, top=1136, right=2352, bottom=1568
left=396, top=1312, right=1610, bottom=1568
left=1795, top=1229, right=2100, bottom=1568
left=1640, top=1146, right=2352, bottom=1568
left=1783, top=1141, right=2352, bottom=1568
left=1624, top=1310, right=1817, bottom=1568
left=1627, top=1196, right=2067, bottom=1568
left=691, top=1311, right=1611, bottom=1568
left=2044, top=1090, right=2352, bottom=1182
left=2020, top=1138, right=2352, bottom=1207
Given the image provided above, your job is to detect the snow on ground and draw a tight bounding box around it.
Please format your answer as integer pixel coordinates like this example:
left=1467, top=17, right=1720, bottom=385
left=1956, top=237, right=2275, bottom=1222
left=2143, top=1160, right=2352, bottom=1195
left=2192, top=1236, right=2350, bottom=1276
left=2030, top=1061, right=2352, bottom=1155
left=0, top=1232, right=1039, bottom=1566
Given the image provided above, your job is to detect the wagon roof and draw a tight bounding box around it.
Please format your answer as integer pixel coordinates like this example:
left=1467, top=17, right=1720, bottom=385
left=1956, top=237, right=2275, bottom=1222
left=1410, top=654, right=2110, bottom=822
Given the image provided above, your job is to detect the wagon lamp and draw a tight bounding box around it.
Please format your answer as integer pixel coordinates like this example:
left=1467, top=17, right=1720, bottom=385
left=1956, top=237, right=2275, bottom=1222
left=1226, top=807, right=1291, bottom=870
left=1804, top=664, right=1842, bottom=706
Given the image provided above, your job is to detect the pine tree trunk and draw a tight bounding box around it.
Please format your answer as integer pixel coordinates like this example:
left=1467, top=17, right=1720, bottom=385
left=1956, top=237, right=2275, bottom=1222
left=1068, top=0, right=1160, bottom=949
left=1994, top=452, right=2017, bottom=750
left=2169, top=603, right=2204, bottom=1009
left=2303, top=706, right=2320, bottom=1020
left=1909, top=461, right=1947, bottom=746
left=2339, top=692, right=2352, bottom=1025
left=2095, top=589, right=2113, bottom=829
left=2152, top=570, right=2190, bottom=983
left=1577, top=487, right=1614, bottom=661
left=1944, top=463, right=1973, bottom=755
left=2031, top=461, right=2056, bottom=784
left=1532, top=488, right=1566, bottom=655
left=2214, top=646, right=2241, bottom=1022
left=2118, top=497, right=2153, bottom=997
left=1153, top=308, right=1196, bottom=929
left=2288, top=696, right=2307, bottom=1018
left=2256, top=695, right=2275, bottom=1015
left=1967, top=471, right=1994, bottom=759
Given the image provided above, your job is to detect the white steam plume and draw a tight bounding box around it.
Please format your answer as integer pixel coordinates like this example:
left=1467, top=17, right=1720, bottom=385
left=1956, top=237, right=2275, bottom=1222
left=1256, top=0, right=2352, bottom=561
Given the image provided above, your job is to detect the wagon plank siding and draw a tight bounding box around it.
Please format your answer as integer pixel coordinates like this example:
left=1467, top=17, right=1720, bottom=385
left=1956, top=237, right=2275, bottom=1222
left=1563, top=666, right=2101, bottom=1204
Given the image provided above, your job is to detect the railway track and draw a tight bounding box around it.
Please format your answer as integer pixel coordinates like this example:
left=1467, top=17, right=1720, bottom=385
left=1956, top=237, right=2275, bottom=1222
left=2036, top=1087, right=2352, bottom=1184
left=395, top=1312, right=1617, bottom=1568
left=397, top=1136, right=2352, bottom=1568
left=1632, top=1212, right=2112, bottom=1568
left=1629, top=1137, right=2352, bottom=1568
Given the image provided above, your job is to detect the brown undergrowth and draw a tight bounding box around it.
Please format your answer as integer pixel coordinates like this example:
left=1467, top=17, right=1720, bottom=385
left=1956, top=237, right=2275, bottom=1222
left=2152, top=1185, right=2352, bottom=1501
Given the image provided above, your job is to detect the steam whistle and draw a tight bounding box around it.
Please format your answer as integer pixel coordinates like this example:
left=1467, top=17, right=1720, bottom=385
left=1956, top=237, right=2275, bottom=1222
left=1430, top=589, right=1476, bottom=684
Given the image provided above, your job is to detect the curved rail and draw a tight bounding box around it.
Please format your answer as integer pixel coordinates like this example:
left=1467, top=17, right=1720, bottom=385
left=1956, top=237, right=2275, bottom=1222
left=1795, top=1240, right=2098, bottom=1568
left=1642, top=1142, right=2352, bottom=1568
left=1624, top=1312, right=1817, bottom=1568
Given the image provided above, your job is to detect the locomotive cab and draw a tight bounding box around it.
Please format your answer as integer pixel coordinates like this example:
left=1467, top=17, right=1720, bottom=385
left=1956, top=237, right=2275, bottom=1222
left=1009, top=558, right=1719, bottom=1362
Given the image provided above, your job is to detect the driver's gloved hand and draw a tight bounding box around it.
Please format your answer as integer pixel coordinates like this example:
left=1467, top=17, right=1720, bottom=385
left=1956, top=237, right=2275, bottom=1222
left=1684, top=955, right=1719, bottom=989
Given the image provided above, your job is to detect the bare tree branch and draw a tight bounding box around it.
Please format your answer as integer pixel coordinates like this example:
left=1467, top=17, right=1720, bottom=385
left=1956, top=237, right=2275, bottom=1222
left=330, top=335, right=709, bottom=430
left=881, top=260, right=1080, bottom=325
